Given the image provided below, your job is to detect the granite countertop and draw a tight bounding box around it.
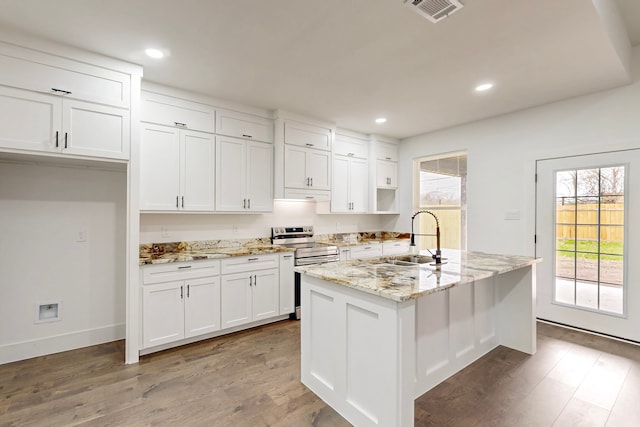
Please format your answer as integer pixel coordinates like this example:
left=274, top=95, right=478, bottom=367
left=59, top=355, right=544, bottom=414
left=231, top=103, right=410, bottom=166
left=315, top=231, right=410, bottom=247
left=139, top=238, right=294, bottom=265
left=294, top=250, right=541, bottom=302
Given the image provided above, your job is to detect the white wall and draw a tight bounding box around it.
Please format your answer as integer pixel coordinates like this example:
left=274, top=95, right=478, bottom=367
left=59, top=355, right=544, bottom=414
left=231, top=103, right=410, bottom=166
left=0, top=161, right=126, bottom=363
left=140, top=199, right=393, bottom=243
left=396, top=45, right=640, bottom=256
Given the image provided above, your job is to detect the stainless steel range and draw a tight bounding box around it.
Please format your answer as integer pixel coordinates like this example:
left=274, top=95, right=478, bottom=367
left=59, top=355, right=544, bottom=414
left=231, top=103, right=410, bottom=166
left=271, top=226, right=339, bottom=265
left=271, top=226, right=339, bottom=319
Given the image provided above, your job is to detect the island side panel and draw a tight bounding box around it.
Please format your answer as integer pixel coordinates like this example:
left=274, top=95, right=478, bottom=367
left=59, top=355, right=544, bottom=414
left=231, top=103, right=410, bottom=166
left=414, top=277, right=500, bottom=397
left=300, top=274, right=416, bottom=427
left=495, top=264, right=537, bottom=354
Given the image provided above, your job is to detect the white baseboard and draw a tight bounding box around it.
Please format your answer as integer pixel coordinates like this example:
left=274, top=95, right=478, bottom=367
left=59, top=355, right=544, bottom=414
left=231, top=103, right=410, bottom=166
left=0, top=323, right=125, bottom=365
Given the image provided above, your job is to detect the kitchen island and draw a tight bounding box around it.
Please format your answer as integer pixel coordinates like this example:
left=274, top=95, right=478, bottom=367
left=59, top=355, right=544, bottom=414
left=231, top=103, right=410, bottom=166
left=296, top=250, right=540, bottom=427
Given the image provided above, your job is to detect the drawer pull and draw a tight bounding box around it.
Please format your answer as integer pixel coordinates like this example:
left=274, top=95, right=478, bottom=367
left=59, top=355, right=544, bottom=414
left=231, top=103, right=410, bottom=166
left=174, top=122, right=187, bottom=128
left=305, top=143, right=314, bottom=147
left=51, top=88, right=72, bottom=95
left=178, top=265, right=192, bottom=269
left=248, top=257, right=259, bottom=261
left=283, top=255, right=293, bottom=259
left=242, top=134, right=253, bottom=138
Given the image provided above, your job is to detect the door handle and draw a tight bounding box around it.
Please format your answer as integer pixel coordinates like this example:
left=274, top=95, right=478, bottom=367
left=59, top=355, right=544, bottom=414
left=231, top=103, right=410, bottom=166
left=181, top=196, right=184, bottom=208
left=176, top=195, right=179, bottom=208
left=180, top=285, right=184, bottom=299
left=64, top=132, right=68, bottom=149
left=243, top=198, right=246, bottom=209
left=187, top=284, right=190, bottom=298
left=247, top=198, right=251, bottom=209
left=310, top=177, right=313, bottom=187
left=254, top=275, right=257, bottom=286
left=55, top=131, right=59, bottom=148
left=249, top=276, right=253, bottom=287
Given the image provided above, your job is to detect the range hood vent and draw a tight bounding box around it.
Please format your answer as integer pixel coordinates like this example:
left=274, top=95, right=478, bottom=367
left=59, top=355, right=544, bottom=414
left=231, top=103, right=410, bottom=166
left=404, top=0, right=464, bottom=23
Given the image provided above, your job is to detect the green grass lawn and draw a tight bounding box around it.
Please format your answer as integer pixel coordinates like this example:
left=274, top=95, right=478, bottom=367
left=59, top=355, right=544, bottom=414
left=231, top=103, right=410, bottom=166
left=556, top=239, right=623, bottom=260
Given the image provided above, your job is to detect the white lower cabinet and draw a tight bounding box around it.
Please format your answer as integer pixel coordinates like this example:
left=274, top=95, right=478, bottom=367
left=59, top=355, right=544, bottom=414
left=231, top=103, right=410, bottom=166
left=221, top=268, right=279, bottom=328
left=382, top=241, right=410, bottom=256
left=343, top=243, right=383, bottom=260
left=279, top=253, right=295, bottom=315
left=142, top=260, right=221, bottom=349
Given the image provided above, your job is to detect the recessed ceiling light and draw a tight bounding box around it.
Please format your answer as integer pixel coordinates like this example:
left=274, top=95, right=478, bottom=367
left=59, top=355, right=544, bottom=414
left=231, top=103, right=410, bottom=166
left=145, top=48, right=164, bottom=59
left=475, top=83, right=494, bottom=92
left=375, top=117, right=387, bottom=124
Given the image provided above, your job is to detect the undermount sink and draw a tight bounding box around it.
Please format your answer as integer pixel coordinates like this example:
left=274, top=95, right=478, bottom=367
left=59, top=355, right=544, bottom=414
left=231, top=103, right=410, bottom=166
left=385, top=255, right=433, bottom=265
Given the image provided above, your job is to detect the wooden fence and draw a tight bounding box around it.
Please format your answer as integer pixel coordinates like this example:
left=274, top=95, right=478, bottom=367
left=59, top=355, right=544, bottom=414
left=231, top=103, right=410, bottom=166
left=556, top=203, right=623, bottom=241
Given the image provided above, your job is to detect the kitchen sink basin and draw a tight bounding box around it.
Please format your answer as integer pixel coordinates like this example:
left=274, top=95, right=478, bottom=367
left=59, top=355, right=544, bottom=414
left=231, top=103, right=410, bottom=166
left=386, top=255, right=434, bottom=265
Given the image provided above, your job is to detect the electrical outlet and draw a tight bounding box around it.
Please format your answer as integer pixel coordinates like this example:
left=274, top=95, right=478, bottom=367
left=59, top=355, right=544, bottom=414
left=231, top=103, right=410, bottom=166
left=76, top=230, right=87, bottom=242
left=161, top=227, right=170, bottom=238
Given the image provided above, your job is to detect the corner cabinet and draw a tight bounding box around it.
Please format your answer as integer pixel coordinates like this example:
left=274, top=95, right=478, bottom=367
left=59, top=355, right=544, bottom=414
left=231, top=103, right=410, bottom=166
left=140, top=123, right=215, bottom=211
left=141, top=260, right=221, bottom=349
left=220, top=255, right=280, bottom=329
left=0, top=44, right=133, bottom=161
left=215, top=136, right=273, bottom=212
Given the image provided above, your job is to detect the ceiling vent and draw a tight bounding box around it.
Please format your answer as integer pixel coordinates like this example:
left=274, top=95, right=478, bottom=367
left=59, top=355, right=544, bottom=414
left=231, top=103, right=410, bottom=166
left=404, top=0, right=464, bottom=23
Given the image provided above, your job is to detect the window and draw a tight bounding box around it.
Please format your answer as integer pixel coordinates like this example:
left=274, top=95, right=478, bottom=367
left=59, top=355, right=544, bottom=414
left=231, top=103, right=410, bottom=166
left=413, top=152, right=467, bottom=250
left=554, top=166, right=625, bottom=314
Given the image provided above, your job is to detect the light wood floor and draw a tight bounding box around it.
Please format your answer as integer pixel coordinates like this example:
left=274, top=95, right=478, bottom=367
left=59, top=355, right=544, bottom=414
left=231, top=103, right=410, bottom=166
left=1, top=321, right=640, bottom=426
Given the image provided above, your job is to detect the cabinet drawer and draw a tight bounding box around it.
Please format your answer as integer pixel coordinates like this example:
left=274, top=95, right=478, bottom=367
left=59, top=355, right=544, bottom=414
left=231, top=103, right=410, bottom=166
left=221, top=254, right=279, bottom=275
left=284, top=121, right=332, bottom=151
left=141, top=91, right=215, bottom=132
left=142, top=259, right=221, bottom=284
left=377, top=142, right=398, bottom=161
left=382, top=241, right=410, bottom=256
left=334, top=134, right=368, bottom=158
left=0, top=43, right=130, bottom=108
left=349, top=243, right=382, bottom=259
left=216, top=108, right=273, bottom=143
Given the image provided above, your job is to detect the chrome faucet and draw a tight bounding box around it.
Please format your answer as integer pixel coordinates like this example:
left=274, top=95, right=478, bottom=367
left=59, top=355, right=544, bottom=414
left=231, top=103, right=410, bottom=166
left=410, top=210, right=442, bottom=264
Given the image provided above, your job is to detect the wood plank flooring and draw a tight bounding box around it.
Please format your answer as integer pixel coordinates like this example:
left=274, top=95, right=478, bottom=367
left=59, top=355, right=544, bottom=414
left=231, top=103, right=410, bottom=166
left=1, top=320, right=640, bottom=426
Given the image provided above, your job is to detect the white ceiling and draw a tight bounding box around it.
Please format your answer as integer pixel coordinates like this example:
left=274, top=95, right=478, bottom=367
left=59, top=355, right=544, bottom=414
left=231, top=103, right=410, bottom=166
left=0, top=0, right=638, bottom=139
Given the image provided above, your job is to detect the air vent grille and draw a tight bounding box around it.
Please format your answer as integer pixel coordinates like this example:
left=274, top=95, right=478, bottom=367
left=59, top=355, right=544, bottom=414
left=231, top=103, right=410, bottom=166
left=405, top=0, right=464, bottom=23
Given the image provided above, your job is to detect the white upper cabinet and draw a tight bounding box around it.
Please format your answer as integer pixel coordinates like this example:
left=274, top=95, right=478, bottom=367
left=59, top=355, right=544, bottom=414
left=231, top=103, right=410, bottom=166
left=284, top=145, right=331, bottom=191
left=0, top=42, right=136, bottom=161
left=0, top=41, right=131, bottom=109
left=215, top=108, right=273, bottom=143
left=334, top=133, right=368, bottom=159
left=215, top=136, right=273, bottom=212
left=141, top=90, right=215, bottom=133
left=377, top=142, right=398, bottom=162
left=376, top=159, right=398, bottom=189
left=140, top=123, right=215, bottom=211
left=332, top=156, right=369, bottom=213
left=284, top=121, right=332, bottom=151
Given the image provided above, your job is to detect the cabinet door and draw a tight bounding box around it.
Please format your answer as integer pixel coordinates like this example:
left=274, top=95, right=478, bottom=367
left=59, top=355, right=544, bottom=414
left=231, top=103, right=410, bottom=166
left=215, top=136, right=247, bottom=211
left=221, top=272, right=252, bottom=328
left=63, top=99, right=130, bottom=160
left=284, top=145, right=309, bottom=189
left=140, top=124, right=181, bottom=210
left=184, top=276, right=221, bottom=338
left=307, top=149, right=331, bottom=190
left=331, top=155, right=350, bottom=212
left=141, top=90, right=215, bottom=132
left=142, top=281, right=185, bottom=348
left=279, top=254, right=295, bottom=315
left=350, top=158, right=369, bottom=212
left=284, top=121, right=331, bottom=151
left=376, top=160, right=397, bottom=189
left=252, top=269, right=279, bottom=321
left=216, top=108, right=273, bottom=143
left=181, top=131, right=215, bottom=211
left=377, top=142, right=398, bottom=162
left=0, top=86, right=59, bottom=153
left=246, top=141, right=273, bottom=212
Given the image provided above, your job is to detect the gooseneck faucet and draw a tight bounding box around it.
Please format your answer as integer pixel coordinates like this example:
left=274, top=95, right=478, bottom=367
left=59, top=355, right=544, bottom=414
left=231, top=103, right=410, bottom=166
left=410, top=210, right=442, bottom=264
